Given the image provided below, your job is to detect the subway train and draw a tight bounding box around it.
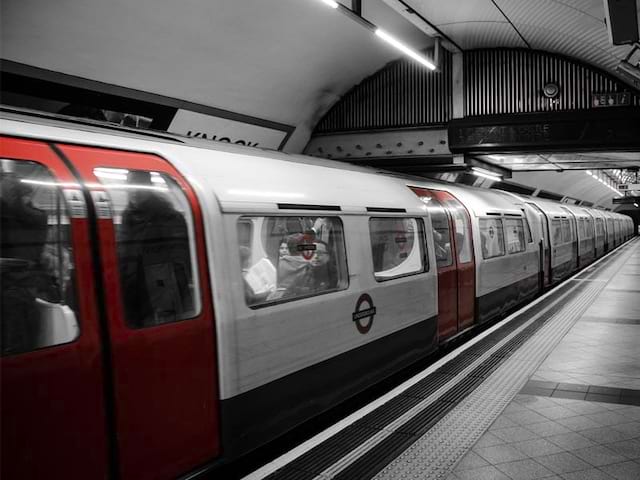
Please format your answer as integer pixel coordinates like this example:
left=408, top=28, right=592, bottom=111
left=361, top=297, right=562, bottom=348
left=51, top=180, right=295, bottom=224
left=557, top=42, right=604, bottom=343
left=0, top=109, right=634, bottom=480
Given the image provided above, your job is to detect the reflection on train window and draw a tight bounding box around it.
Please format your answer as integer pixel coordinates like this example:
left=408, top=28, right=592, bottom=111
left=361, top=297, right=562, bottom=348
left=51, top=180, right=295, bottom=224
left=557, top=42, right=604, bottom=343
left=427, top=204, right=453, bottom=268
left=238, top=216, right=348, bottom=306
left=479, top=218, right=505, bottom=259
left=1, top=159, right=79, bottom=356
left=369, top=218, right=426, bottom=281
left=569, top=218, right=577, bottom=240
left=578, top=218, right=585, bottom=239
left=561, top=218, right=571, bottom=243
left=447, top=206, right=472, bottom=264
left=551, top=219, right=562, bottom=245
left=504, top=219, right=526, bottom=254
left=596, top=218, right=604, bottom=238
left=95, top=168, right=201, bottom=328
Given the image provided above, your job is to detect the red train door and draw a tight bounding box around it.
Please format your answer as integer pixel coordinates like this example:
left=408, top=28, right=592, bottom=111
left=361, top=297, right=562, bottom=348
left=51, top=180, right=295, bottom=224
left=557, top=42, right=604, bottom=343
left=437, top=191, right=475, bottom=330
left=56, top=144, right=220, bottom=480
left=410, top=187, right=476, bottom=340
left=1, top=138, right=109, bottom=479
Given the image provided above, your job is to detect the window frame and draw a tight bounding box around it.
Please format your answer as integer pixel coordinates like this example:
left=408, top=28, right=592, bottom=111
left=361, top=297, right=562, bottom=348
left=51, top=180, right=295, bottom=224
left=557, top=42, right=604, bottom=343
left=503, top=217, right=527, bottom=255
left=1, top=159, right=81, bottom=356
left=523, top=217, right=533, bottom=243
left=237, top=215, right=350, bottom=309
left=422, top=196, right=454, bottom=269
left=479, top=217, right=506, bottom=259
left=368, top=216, right=428, bottom=282
left=561, top=218, right=572, bottom=243
left=96, top=168, right=203, bottom=329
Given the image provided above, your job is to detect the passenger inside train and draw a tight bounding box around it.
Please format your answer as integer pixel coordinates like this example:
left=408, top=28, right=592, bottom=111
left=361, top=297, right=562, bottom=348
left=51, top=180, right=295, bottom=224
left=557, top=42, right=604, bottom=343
left=103, top=169, right=197, bottom=328
left=0, top=159, right=78, bottom=355
left=240, top=216, right=348, bottom=305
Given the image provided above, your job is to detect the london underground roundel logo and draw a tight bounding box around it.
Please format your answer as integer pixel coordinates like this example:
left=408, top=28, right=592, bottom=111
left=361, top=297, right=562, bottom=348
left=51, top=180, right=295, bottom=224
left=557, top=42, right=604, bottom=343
left=352, top=293, right=376, bottom=334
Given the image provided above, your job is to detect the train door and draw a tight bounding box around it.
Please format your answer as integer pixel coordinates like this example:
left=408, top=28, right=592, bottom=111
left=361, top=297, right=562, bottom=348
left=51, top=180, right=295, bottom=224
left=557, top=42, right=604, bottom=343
left=528, top=203, right=551, bottom=289
left=564, top=210, right=579, bottom=269
left=410, top=187, right=475, bottom=338
left=55, top=145, right=220, bottom=480
left=411, top=188, right=457, bottom=340
left=440, top=192, right=475, bottom=330
left=1, top=138, right=109, bottom=479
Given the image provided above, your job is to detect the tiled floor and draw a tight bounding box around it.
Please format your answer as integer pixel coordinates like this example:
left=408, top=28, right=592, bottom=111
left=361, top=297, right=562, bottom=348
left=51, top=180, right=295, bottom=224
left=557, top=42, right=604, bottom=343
left=451, top=396, right=640, bottom=480
left=447, top=244, right=640, bottom=480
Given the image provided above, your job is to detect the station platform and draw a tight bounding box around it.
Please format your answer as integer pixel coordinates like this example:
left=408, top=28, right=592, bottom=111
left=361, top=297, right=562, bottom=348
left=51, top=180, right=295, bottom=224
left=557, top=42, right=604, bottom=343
left=244, top=238, right=640, bottom=480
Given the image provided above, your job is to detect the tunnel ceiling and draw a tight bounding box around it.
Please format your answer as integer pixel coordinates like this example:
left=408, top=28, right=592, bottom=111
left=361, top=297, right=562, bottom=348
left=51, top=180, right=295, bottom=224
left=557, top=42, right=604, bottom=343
left=2, top=0, right=639, bottom=210
left=3, top=0, right=639, bottom=152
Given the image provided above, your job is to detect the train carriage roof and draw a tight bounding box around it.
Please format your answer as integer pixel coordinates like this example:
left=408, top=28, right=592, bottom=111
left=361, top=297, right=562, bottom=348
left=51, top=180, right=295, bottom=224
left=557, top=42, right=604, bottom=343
left=0, top=111, right=427, bottom=215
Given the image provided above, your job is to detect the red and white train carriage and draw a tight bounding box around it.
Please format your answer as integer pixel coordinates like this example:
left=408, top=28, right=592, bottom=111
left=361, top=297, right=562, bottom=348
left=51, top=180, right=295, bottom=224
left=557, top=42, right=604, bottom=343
left=0, top=109, right=634, bottom=479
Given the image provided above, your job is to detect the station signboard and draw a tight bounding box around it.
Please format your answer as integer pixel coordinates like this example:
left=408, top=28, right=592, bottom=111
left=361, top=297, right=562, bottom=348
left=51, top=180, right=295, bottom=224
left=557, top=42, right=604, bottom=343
left=612, top=195, right=640, bottom=204
left=592, top=91, right=632, bottom=107
left=617, top=183, right=640, bottom=191
left=167, top=109, right=292, bottom=150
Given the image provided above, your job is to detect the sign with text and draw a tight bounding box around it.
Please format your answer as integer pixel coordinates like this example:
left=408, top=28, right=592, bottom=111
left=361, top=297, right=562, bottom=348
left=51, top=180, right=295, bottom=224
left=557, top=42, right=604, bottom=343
left=613, top=195, right=640, bottom=204
left=448, top=110, right=640, bottom=153
left=592, top=92, right=631, bottom=108
left=168, top=109, right=290, bottom=150
left=618, top=183, right=640, bottom=191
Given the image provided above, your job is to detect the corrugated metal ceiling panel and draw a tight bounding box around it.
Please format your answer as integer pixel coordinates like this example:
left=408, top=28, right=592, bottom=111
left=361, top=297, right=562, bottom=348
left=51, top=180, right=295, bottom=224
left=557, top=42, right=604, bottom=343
left=438, top=22, right=526, bottom=49
left=407, top=0, right=639, bottom=87
left=409, top=0, right=503, bottom=24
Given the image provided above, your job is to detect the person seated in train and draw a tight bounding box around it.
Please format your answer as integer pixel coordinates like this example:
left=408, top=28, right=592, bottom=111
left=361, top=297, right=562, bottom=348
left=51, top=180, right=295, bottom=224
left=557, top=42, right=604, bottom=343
left=118, top=170, right=193, bottom=327
left=274, top=233, right=317, bottom=298
left=309, top=240, right=332, bottom=291
left=1, top=167, right=58, bottom=354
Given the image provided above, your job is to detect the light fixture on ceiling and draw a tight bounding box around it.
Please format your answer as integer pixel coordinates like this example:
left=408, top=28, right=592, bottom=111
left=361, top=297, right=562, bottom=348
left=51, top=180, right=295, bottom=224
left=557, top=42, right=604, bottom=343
left=585, top=170, right=624, bottom=197
left=375, top=29, right=437, bottom=70
left=314, top=0, right=437, bottom=70
left=320, top=0, right=339, bottom=8
left=635, top=203, right=639, bottom=207
left=471, top=166, right=502, bottom=182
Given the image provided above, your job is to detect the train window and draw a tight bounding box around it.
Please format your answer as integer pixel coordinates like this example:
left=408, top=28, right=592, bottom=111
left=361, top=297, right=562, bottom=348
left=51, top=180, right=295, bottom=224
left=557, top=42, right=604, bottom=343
left=446, top=206, right=472, bottom=264
left=369, top=217, right=427, bottom=281
left=523, top=217, right=533, bottom=243
left=427, top=205, right=453, bottom=268
left=504, top=218, right=526, bottom=254
left=238, top=216, right=348, bottom=306
left=551, top=218, right=562, bottom=245
left=1, top=159, right=79, bottom=356
left=578, top=218, right=585, bottom=238
left=479, top=218, right=505, bottom=259
left=95, top=169, right=201, bottom=328
left=561, top=219, right=571, bottom=243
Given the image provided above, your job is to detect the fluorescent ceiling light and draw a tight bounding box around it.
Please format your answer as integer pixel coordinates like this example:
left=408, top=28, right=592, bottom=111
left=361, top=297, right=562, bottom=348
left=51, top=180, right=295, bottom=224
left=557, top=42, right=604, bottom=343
left=375, top=29, right=436, bottom=70
left=320, top=0, right=339, bottom=8
left=471, top=167, right=502, bottom=181
left=634, top=203, right=639, bottom=207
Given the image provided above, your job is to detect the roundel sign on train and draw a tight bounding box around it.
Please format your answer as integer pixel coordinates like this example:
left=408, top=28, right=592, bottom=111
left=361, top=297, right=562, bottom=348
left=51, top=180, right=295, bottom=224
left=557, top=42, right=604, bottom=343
left=352, top=293, right=376, bottom=334
left=297, top=233, right=317, bottom=260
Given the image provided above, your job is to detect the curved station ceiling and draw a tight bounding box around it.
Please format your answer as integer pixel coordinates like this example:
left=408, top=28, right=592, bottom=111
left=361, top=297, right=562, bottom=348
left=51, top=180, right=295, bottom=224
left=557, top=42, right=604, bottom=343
left=2, top=0, right=640, bottom=210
